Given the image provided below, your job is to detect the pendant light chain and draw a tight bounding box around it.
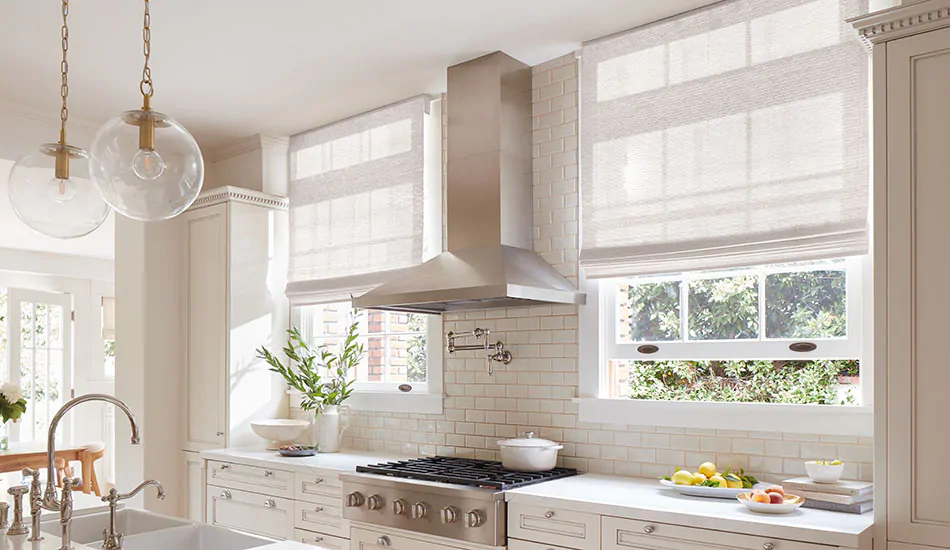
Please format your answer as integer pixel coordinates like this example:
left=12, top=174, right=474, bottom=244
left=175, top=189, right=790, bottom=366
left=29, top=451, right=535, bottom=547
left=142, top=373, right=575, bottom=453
left=59, top=0, right=69, bottom=144
left=140, top=0, right=154, bottom=109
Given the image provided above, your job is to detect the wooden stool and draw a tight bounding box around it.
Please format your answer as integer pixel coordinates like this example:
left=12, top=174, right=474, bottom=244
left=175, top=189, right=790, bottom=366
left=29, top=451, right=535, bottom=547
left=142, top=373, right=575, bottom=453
left=64, top=441, right=105, bottom=496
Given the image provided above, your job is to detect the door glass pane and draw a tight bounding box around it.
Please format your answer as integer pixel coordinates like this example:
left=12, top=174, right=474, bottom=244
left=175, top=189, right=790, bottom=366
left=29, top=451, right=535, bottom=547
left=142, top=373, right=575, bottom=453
left=20, top=302, right=34, bottom=347
left=688, top=275, right=759, bottom=340
left=49, top=305, right=63, bottom=348
left=0, top=289, right=7, bottom=381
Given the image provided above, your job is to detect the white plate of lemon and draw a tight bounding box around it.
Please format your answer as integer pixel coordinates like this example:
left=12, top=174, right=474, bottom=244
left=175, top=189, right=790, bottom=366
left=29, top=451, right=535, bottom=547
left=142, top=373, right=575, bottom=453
left=659, top=462, right=759, bottom=500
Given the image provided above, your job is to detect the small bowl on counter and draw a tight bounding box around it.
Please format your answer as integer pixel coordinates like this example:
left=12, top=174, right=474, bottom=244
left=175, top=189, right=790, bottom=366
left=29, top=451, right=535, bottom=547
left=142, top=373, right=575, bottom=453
left=250, top=419, right=311, bottom=450
left=497, top=431, right=563, bottom=472
left=805, top=460, right=845, bottom=483
left=737, top=491, right=805, bottom=514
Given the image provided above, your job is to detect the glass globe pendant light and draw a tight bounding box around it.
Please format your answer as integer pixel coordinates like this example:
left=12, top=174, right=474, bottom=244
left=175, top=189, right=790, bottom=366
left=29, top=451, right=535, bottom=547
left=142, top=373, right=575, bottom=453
left=7, top=0, right=111, bottom=239
left=89, top=0, right=204, bottom=221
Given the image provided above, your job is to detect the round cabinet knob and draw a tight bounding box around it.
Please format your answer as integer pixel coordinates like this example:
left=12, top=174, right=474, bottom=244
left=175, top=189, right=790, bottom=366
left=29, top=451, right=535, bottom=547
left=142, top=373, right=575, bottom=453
left=264, top=470, right=274, bottom=478
left=345, top=492, right=365, bottom=508
left=392, top=498, right=408, bottom=516
left=544, top=510, right=555, bottom=519
left=440, top=506, right=459, bottom=524
left=763, top=544, right=776, bottom=550
left=643, top=525, right=655, bottom=534
left=465, top=510, right=484, bottom=528
left=263, top=499, right=276, bottom=509
left=219, top=490, right=232, bottom=500
left=410, top=502, right=428, bottom=520
left=367, top=495, right=384, bottom=511
left=377, top=536, right=392, bottom=547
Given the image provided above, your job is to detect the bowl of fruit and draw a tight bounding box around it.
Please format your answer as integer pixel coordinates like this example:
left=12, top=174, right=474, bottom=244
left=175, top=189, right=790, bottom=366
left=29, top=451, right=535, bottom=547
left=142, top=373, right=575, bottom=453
left=660, top=462, right=758, bottom=499
left=737, top=486, right=805, bottom=514
left=805, top=459, right=845, bottom=483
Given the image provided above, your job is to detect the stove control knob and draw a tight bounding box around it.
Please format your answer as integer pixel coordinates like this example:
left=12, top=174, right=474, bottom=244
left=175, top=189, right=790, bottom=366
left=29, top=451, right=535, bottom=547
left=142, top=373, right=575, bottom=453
left=439, top=506, right=459, bottom=524
left=466, top=510, right=484, bottom=528
left=410, top=502, right=428, bottom=519
left=367, top=495, right=384, bottom=511
left=344, top=492, right=365, bottom=508
left=392, top=498, right=408, bottom=516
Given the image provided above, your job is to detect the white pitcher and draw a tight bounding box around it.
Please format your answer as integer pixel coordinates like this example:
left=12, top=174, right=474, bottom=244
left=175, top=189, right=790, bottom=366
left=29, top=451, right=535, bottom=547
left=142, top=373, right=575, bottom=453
left=314, top=405, right=349, bottom=453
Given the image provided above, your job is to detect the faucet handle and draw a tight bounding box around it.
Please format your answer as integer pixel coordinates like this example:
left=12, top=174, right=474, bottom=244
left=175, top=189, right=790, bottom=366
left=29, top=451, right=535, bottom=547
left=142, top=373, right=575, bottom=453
left=21, top=468, right=37, bottom=478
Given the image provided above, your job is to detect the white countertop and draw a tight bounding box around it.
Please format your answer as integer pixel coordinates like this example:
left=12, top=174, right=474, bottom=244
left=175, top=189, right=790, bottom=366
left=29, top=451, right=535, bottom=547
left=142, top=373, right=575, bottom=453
left=200, top=447, right=408, bottom=474
left=506, top=475, right=873, bottom=548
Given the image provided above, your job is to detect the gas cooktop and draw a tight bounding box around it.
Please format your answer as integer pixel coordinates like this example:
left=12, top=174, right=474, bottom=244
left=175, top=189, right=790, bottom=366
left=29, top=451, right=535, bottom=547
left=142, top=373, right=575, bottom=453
left=355, top=456, right=577, bottom=490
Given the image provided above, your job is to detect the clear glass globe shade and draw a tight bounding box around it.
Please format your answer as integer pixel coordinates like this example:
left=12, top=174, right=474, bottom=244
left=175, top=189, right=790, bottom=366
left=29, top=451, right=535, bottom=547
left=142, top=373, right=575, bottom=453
left=89, top=110, right=204, bottom=221
left=8, top=145, right=111, bottom=239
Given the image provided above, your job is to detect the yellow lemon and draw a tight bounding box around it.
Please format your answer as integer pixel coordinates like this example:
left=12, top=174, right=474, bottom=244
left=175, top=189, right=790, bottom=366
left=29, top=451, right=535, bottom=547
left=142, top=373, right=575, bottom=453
left=724, top=473, right=743, bottom=489
left=697, top=462, right=717, bottom=478
left=671, top=470, right=695, bottom=486
left=691, top=473, right=706, bottom=485
left=708, top=474, right=727, bottom=488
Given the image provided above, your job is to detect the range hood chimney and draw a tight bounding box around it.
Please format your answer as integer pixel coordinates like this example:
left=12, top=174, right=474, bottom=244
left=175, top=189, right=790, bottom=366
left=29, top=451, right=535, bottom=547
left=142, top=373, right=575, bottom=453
left=354, top=52, right=585, bottom=314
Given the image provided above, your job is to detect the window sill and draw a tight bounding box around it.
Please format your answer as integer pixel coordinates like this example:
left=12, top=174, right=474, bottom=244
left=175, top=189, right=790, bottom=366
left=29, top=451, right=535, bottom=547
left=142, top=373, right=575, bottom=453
left=574, top=398, right=873, bottom=437
left=344, top=392, right=444, bottom=415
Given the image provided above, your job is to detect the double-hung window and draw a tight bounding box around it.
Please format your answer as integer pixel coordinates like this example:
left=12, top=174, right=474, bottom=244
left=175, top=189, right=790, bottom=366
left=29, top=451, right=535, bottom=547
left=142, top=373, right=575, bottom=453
left=577, top=0, right=872, bottom=435
left=286, top=96, right=443, bottom=413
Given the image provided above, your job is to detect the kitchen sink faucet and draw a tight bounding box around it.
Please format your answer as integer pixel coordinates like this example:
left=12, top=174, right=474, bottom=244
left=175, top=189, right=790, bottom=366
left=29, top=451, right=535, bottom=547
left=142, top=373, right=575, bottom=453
left=102, top=480, right=165, bottom=550
left=23, top=394, right=142, bottom=543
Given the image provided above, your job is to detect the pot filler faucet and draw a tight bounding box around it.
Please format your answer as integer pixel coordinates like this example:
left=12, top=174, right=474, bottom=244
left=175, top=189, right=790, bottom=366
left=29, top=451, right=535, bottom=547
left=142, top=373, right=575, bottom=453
left=446, top=328, right=512, bottom=375
left=20, top=393, right=156, bottom=549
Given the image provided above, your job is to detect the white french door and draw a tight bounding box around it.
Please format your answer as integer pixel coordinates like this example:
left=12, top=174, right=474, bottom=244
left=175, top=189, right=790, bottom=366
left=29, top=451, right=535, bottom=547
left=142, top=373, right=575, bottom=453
left=7, top=289, right=72, bottom=444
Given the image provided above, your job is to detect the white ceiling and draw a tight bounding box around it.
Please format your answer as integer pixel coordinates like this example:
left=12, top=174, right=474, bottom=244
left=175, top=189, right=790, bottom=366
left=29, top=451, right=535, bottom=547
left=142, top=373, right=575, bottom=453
left=0, top=0, right=719, bottom=152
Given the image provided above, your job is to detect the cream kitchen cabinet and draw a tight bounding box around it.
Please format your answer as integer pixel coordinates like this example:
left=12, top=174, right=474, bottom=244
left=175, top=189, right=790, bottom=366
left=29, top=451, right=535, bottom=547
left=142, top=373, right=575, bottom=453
left=183, top=451, right=205, bottom=522
left=180, top=186, right=289, bottom=453
left=851, top=2, right=950, bottom=549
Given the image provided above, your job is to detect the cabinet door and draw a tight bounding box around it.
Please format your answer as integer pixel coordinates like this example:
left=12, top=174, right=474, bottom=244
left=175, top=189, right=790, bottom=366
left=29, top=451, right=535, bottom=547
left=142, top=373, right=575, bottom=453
left=886, top=26, right=950, bottom=548
left=182, top=203, right=229, bottom=451
left=182, top=451, right=205, bottom=522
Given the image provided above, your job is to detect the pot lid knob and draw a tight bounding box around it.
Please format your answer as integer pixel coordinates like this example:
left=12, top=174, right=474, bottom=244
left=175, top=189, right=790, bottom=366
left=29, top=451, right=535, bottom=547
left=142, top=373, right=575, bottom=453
left=523, top=431, right=535, bottom=439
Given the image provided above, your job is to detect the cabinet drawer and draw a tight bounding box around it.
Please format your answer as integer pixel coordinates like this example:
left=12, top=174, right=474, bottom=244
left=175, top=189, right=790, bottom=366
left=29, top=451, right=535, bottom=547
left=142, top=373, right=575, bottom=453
left=603, top=516, right=833, bottom=550
left=296, top=471, right=343, bottom=503
left=295, top=499, right=347, bottom=538
left=508, top=502, right=600, bottom=550
left=206, top=485, right=294, bottom=540
left=294, top=529, right=348, bottom=550
left=207, top=460, right=294, bottom=498
left=510, top=539, right=577, bottom=550
left=351, top=527, right=468, bottom=550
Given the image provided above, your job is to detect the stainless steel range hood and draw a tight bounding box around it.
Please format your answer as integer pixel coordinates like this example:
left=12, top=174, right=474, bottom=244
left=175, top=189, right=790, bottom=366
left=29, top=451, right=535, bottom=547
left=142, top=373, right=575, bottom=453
left=354, top=52, right=585, bottom=314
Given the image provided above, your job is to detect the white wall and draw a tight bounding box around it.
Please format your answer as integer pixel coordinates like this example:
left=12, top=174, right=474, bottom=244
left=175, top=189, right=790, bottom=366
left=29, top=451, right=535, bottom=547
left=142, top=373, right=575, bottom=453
left=114, top=215, right=183, bottom=514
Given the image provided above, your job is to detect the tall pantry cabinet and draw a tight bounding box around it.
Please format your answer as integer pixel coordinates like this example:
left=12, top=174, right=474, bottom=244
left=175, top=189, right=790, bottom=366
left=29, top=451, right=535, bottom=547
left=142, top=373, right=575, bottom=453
left=179, top=186, right=290, bottom=521
left=852, top=2, right=950, bottom=549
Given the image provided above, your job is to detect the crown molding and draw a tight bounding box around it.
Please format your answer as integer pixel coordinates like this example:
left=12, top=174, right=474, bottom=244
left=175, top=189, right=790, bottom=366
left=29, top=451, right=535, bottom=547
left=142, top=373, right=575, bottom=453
left=188, top=185, right=289, bottom=211
left=0, top=99, right=99, bottom=134
left=850, top=0, right=950, bottom=47
left=205, top=134, right=289, bottom=163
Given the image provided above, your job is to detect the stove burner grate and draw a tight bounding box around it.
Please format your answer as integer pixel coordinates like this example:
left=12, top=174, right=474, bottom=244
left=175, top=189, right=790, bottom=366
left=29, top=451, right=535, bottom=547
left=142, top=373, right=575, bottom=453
left=356, top=456, right=577, bottom=490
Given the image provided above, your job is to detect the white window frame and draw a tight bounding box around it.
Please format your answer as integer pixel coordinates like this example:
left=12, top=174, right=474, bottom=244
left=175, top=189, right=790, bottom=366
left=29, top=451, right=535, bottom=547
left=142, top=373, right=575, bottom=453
left=291, top=305, right=443, bottom=415
left=578, top=256, right=873, bottom=437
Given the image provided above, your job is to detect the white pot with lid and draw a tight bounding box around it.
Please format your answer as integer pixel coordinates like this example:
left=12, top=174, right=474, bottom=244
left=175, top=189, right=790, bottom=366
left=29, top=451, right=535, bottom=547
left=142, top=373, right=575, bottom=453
left=497, top=431, right=563, bottom=472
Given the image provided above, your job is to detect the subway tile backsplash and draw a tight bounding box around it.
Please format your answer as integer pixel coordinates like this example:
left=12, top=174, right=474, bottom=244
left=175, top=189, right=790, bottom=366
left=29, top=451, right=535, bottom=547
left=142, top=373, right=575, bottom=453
left=331, top=53, right=873, bottom=483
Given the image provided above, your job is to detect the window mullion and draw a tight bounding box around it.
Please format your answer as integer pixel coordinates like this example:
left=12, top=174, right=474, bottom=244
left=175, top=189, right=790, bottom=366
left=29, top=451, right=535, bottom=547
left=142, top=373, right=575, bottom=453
left=758, top=269, right=767, bottom=341
left=680, top=276, right=689, bottom=342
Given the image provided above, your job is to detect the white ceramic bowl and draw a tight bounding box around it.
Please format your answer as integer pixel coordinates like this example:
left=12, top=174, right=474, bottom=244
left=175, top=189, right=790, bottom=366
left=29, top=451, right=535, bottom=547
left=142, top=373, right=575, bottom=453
left=737, top=492, right=805, bottom=514
left=804, top=461, right=845, bottom=483
left=250, top=419, right=310, bottom=450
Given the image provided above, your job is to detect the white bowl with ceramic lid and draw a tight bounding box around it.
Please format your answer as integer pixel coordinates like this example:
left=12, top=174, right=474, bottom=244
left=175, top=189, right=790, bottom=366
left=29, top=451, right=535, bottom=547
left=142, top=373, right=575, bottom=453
left=497, top=431, right=563, bottom=472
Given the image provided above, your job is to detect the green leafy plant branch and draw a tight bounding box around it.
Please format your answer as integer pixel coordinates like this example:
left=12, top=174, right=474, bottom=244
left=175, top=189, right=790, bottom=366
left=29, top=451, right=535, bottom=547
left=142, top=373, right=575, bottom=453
left=256, top=317, right=363, bottom=413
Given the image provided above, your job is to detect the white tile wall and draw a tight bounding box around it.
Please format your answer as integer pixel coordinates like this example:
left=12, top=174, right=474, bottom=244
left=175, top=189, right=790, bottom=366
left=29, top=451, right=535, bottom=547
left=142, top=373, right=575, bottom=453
left=339, top=53, right=874, bottom=484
